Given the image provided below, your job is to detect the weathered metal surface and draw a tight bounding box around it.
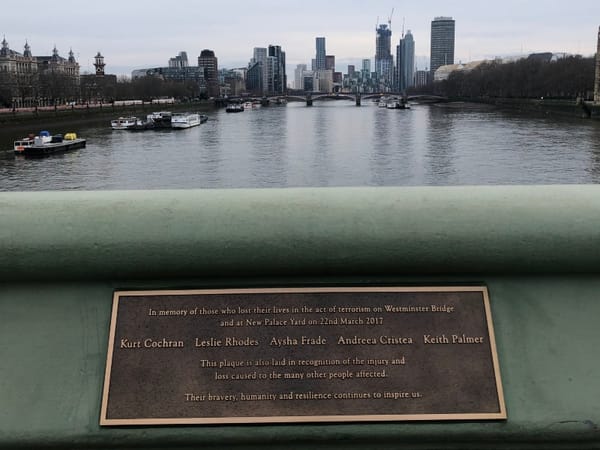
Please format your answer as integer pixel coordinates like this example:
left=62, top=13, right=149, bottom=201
left=101, top=287, right=504, bottom=425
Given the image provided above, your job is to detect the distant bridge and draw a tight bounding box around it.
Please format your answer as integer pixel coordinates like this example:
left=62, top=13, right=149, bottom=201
left=273, top=93, right=447, bottom=106
left=221, top=93, right=447, bottom=107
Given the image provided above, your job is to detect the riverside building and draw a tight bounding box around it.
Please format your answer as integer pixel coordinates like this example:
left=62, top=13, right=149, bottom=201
left=198, top=49, right=219, bottom=98
left=246, top=45, right=286, bottom=96
left=294, top=64, right=307, bottom=90
left=80, top=52, right=117, bottom=103
left=396, top=30, right=415, bottom=92
left=0, top=38, right=80, bottom=107
left=131, top=49, right=217, bottom=97
left=430, top=16, right=455, bottom=82
left=375, top=24, right=394, bottom=91
left=315, top=37, right=326, bottom=71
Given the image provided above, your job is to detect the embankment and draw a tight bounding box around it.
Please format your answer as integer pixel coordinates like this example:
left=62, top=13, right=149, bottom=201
left=0, top=101, right=215, bottom=129
left=449, top=97, right=600, bottom=119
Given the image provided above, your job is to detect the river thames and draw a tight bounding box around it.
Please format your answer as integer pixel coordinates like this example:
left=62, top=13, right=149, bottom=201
left=1, top=101, right=600, bottom=191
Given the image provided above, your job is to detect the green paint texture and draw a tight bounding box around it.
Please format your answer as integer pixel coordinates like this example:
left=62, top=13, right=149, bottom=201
left=0, top=186, right=599, bottom=449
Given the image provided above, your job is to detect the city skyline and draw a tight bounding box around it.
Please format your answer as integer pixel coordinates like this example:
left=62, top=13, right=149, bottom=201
left=1, top=0, right=598, bottom=76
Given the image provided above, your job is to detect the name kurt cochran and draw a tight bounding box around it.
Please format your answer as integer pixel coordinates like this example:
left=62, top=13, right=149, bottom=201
left=119, top=334, right=484, bottom=349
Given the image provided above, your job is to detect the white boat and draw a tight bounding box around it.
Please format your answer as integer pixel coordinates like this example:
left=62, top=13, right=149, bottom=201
left=14, top=131, right=52, bottom=153
left=147, top=111, right=172, bottom=128
left=225, top=103, right=244, bottom=113
left=111, top=117, right=137, bottom=130
left=378, top=97, right=389, bottom=108
left=171, top=113, right=201, bottom=129
left=386, top=97, right=410, bottom=109
left=18, top=132, right=86, bottom=157
left=243, top=101, right=261, bottom=110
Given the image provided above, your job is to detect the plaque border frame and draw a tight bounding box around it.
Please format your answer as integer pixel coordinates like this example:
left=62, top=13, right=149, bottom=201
left=100, top=286, right=506, bottom=425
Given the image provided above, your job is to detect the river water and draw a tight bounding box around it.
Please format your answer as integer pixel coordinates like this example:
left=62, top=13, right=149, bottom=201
left=1, top=101, right=600, bottom=191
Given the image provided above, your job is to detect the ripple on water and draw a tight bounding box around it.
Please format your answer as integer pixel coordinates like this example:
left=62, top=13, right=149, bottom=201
left=1, top=103, right=599, bottom=191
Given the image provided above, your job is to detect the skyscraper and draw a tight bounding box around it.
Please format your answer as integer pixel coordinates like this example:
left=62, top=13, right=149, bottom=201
left=326, top=55, right=335, bottom=71
left=430, top=16, right=455, bottom=81
left=375, top=24, right=394, bottom=91
left=169, top=51, right=189, bottom=69
left=246, top=46, right=285, bottom=95
left=362, top=59, right=371, bottom=74
left=396, top=30, right=415, bottom=92
left=414, top=69, right=429, bottom=88
left=267, top=45, right=286, bottom=95
left=315, top=37, right=326, bottom=71
left=361, top=59, right=371, bottom=90
left=198, top=49, right=218, bottom=97
left=247, top=48, right=267, bottom=95
left=294, top=64, right=307, bottom=90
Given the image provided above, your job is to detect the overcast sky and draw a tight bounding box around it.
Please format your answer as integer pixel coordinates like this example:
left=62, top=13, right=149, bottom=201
left=2, top=0, right=599, bottom=76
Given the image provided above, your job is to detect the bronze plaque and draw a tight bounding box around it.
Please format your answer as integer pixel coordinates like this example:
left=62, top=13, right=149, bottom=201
left=101, top=287, right=506, bottom=425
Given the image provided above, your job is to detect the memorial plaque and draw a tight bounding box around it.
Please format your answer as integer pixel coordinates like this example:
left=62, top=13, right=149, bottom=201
left=101, top=287, right=506, bottom=425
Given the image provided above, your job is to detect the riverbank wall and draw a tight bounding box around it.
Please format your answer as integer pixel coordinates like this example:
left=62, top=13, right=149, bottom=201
left=0, top=101, right=215, bottom=129
left=450, top=97, right=600, bottom=119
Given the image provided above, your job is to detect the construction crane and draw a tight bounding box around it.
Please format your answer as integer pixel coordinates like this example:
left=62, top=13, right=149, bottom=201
left=388, top=8, right=394, bottom=29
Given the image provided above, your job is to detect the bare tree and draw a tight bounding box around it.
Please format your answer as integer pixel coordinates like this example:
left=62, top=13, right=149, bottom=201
left=439, top=56, right=595, bottom=99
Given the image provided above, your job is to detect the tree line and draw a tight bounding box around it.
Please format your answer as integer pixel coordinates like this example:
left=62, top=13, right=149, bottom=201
left=433, top=55, right=596, bottom=100
left=114, top=76, right=206, bottom=102
left=0, top=71, right=80, bottom=107
left=0, top=73, right=207, bottom=107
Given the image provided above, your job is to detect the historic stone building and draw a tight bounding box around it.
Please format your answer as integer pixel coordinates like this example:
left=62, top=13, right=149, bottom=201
left=80, top=52, right=117, bottom=103
left=0, top=37, right=80, bottom=107
left=0, top=38, right=38, bottom=107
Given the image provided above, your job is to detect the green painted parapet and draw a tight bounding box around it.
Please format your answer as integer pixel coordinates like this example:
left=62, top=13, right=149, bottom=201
left=1, top=186, right=599, bottom=449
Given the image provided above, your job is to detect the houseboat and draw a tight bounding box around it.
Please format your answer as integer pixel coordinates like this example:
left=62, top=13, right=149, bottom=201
left=14, top=131, right=52, bottom=153
left=111, top=117, right=137, bottom=130
left=171, top=113, right=201, bottom=129
left=20, top=133, right=86, bottom=157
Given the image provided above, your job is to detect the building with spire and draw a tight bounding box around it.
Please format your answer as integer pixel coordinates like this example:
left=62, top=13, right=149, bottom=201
left=94, top=52, right=106, bottom=75
left=80, top=51, right=117, bottom=103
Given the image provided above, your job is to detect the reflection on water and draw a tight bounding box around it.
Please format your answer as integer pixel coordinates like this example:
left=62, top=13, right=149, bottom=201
left=1, top=102, right=600, bottom=191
